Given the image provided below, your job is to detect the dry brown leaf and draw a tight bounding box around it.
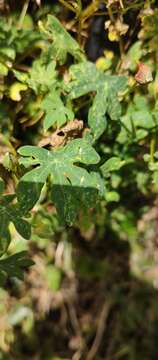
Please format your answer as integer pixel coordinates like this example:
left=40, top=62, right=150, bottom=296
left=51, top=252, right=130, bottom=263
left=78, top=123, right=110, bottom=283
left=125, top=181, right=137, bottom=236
left=38, top=119, right=84, bottom=148
left=135, top=63, right=153, bottom=84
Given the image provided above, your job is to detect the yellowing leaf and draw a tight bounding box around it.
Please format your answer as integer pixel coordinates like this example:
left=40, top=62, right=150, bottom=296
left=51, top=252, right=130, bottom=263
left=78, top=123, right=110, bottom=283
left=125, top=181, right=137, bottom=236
left=9, top=82, right=27, bottom=101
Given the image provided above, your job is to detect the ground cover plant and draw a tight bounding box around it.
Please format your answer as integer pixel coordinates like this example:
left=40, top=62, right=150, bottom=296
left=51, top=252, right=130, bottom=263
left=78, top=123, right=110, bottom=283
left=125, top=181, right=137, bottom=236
left=1, top=0, right=158, bottom=359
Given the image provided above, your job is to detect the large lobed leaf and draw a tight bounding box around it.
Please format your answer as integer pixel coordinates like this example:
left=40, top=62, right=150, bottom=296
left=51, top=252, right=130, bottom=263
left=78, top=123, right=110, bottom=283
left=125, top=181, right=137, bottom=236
left=40, top=15, right=85, bottom=64
left=65, top=61, right=128, bottom=139
left=17, top=139, right=104, bottom=224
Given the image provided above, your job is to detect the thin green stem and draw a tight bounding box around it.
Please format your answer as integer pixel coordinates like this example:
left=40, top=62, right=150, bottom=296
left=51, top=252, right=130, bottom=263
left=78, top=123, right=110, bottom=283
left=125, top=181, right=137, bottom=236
left=130, top=117, right=136, bottom=139
left=18, top=0, right=30, bottom=29
left=150, top=136, right=156, bottom=163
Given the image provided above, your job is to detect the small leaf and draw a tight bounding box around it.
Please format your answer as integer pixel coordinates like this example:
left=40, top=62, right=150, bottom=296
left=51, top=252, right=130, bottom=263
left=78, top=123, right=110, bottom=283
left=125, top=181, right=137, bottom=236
left=105, top=191, right=120, bottom=202
left=0, top=251, right=34, bottom=285
left=122, top=41, right=142, bottom=71
left=88, top=83, right=108, bottom=139
left=17, top=182, right=43, bottom=214
left=27, top=59, right=57, bottom=94
left=0, top=193, right=31, bottom=255
left=131, top=110, right=155, bottom=129
left=13, top=69, right=29, bottom=83
left=101, top=157, right=125, bottom=177
left=0, top=62, right=8, bottom=76
left=0, top=47, right=15, bottom=60
left=135, top=63, right=153, bottom=84
left=42, top=90, right=74, bottom=131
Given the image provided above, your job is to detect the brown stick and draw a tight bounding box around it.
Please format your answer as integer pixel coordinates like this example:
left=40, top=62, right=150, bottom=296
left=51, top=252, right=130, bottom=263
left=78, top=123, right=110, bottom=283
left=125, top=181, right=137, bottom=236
left=86, top=300, right=112, bottom=360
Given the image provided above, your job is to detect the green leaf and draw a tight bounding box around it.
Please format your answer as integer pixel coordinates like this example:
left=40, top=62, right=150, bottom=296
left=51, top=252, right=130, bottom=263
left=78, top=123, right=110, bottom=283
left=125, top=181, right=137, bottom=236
left=124, top=41, right=142, bottom=71
left=17, top=140, right=102, bottom=224
left=131, top=110, right=155, bottom=129
left=0, top=251, right=34, bottom=285
left=136, top=129, right=148, bottom=141
left=152, top=170, right=158, bottom=183
left=105, top=191, right=120, bottom=202
left=107, top=91, right=122, bottom=120
left=0, top=18, right=43, bottom=62
left=100, top=157, right=126, bottom=177
left=0, top=62, right=8, bottom=76
left=66, top=61, right=127, bottom=138
left=28, top=58, right=57, bottom=94
left=0, top=47, right=15, bottom=60
left=16, top=182, right=43, bottom=214
left=133, top=94, right=149, bottom=111
left=40, top=15, right=85, bottom=64
left=67, top=62, right=127, bottom=99
left=42, top=90, right=74, bottom=131
left=0, top=191, right=31, bottom=255
left=88, top=83, right=108, bottom=140
left=13, top=69, right=29, bottom=83
left=44, top=265, right=62, bottom=291
left=117, top=97, right=155, bottom=143
left=66, top=62, right=100, bottom=98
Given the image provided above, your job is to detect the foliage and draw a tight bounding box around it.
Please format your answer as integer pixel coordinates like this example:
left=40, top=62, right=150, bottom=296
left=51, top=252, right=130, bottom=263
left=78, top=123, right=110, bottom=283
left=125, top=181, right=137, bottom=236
left=1, top=0, right=158, bottom=359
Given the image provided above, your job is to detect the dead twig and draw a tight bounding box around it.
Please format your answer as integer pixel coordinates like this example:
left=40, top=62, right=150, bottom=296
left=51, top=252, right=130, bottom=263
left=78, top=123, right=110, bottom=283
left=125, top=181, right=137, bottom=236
left=86, top=299, right=112, bottom=360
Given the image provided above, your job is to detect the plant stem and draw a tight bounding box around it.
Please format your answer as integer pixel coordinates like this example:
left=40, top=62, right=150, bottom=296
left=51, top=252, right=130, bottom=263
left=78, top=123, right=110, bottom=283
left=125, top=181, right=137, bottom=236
left=119, top=36, right=125, bottom=59
left=58, top=0, right=77, bottom=13
left=150, top=136, right=156, bottom=163
left=77, top=0, right=82, bottom=45
left=18, top=0, right=30, bottom=29
left=81, top=0, right=100, bottom=22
